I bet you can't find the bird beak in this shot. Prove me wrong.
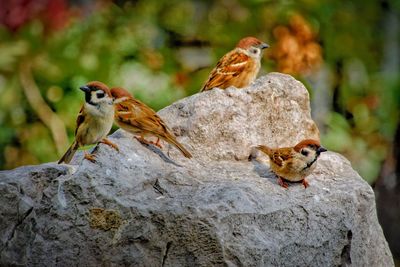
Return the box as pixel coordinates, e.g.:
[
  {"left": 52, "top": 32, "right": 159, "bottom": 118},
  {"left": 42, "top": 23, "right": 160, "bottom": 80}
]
[
  {"left": 259, "top": 43, "right": 269, "bottom": 49},
  {"left": 79, "top": 85, "right": 90, "bottom": 93},
  {"left": 317, "top": 146, "right": 327, "bottom": 153}
]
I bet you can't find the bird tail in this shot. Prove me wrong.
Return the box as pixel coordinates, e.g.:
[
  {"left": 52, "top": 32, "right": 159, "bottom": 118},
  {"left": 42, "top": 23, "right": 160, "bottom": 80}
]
[
  {"left": 163, "top": 135, "right": 192, "bottom": 159},
  {"left": 58, "top": 141, "right": 79, "bottom": 164},
  {"left": 256, "top": 145, "right": 273, "bottom": 156}
]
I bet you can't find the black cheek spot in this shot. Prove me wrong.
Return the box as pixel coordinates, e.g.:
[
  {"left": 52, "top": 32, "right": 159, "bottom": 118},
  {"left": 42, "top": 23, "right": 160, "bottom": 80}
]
[{"left": 97, "top": 92, "right": 105, "bottom": 98}]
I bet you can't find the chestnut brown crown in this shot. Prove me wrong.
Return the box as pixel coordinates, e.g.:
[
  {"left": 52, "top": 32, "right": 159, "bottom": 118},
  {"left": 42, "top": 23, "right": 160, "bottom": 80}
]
[
  {"left": 82, "top": 81, "right": 112, "bottom": 96},
  {"left": 294, "top": 139, "right": 326, "bottom": 153},
  {"left": 236, "top": 36, "right": 269, "bottom": 50}
]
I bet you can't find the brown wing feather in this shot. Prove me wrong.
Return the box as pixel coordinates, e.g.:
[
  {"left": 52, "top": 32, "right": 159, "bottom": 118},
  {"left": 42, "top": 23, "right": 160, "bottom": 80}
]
[
  {"left": 257, "top": 145, "right": 293, "bottom": 167},
  {"left": 201, "top": 50, "right": 250, "bottom": 91},
  {"left": 270, "top": 148, "right": 292, "bottom": 167},
  {"left": 115, "top": 99, "right": 172, "bottom": 136},
  {"left": 115, "top": 99, "right": 192, "bottom": 158},
  {"left": 75, "top": 105, "right": 85, "bottom": 136}
]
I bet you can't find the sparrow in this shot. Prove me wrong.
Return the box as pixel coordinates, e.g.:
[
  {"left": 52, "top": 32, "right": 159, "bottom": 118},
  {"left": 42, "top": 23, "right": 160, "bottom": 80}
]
[
  {"left": 256, "top": 139, "right": 327, "bottom": 188},
  {"left": 58, "top": 81, "right": 119, "bottom": 164},
  {"left": 110, "top": 87, "right": 192, "bottom": 159},
  {"left": 200, "top": 36, "right": 269, "bottom": 92}
]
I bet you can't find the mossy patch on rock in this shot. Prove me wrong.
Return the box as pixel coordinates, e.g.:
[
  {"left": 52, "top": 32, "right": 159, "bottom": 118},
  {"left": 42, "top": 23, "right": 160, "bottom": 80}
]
[{"left": 89, "top": 208, "right": 122, "bottom": 231}]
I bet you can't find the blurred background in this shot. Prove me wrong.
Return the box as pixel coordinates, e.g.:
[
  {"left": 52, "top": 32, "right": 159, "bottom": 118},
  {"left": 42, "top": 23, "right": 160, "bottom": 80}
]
[{"left": 0, "top": 0, "right": 399, "bottom": 263}]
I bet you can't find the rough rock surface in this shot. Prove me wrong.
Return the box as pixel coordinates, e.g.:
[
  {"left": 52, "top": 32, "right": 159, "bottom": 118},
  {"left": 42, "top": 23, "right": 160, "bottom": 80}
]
[{"left": 0, "top": 73, "right": 393, "bottom": 266}]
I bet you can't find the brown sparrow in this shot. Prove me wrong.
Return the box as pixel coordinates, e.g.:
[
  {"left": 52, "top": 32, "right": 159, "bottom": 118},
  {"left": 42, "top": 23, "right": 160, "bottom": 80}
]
[
  {"left": 58, "top": 81, "right": 119, "bottom": 164},
  {"left": 201, "top": 36, "right": 269, "bottom": 92},
  {"left": 110, "top": 87, "right": 192, "bottom": 158},
  {"left": 256, "top": 139, "right": 327, "bottom": 188}
]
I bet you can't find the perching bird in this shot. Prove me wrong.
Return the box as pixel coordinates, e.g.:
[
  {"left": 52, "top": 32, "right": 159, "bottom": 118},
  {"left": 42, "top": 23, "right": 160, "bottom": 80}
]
[
  {"left": 58, "top": 81, "right": 118, "bottom": 164},
  {"left": 256, "top": 139, "right": 327, "bottom": 188},
  {"left": 110, "top": 87, "right": 192, "bottom": 158},
  {"left": 201, "top": 36, "right": 269, "bottom": 92}
]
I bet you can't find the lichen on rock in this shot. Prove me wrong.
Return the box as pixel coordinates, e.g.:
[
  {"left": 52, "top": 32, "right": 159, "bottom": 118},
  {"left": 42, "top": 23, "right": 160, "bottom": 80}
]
[{"left": 89, "top": 208, "right": 123, "bottom": 231}]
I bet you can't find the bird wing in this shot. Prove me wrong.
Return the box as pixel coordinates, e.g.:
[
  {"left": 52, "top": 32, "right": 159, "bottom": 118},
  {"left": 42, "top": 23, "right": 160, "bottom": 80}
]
[
  {"left": 270, "top": 148, "right": 293, "bottom": 168},
  {"left": 115, "top": 99, "right": 170, "bottom": 136},
  {"left": 75, "top": 105, "right": 86, "bottom": 136},
  {"left": 201, "top": 50, "right": 250, "bottom": 91},
  {"left": 115, "top": 98, "right": 192, "bottom": 158}
]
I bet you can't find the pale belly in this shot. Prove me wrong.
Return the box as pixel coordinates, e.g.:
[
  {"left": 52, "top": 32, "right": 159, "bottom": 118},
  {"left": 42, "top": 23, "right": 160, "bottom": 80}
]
[
  {"left": 116, "top": 121, "right": 143, "bottom": 135},
  {"left": 80, "top": 119, "right": 112, "bottom": 145},
  {"left": 271, "top": 161, "right": 317, "bottom": 182},
  {"left": 76, "top": 106, "right": 114, "bottom": 146},
  {"left": 235, "top": 63, "right": 259, "bottom": 88}
]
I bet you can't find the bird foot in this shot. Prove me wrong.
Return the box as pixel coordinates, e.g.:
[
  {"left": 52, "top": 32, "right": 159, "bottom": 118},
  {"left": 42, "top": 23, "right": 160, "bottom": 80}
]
[
  {"left": 84, "top": 152, "right": 97, "bottom": 163},
  {"left": 154, "top": 138, "right": 163, "bottom": 149},
  {"left": 100, "top": 138, "right": 119, "bottom": 152},
  {"left": 135, "top": 136, "right": 162, "bottom": 148},
  {"left": 135, "top": 136, "right": 152, "bottom": 145},
  {"left": 278, "top": 177, "right": 289, "bottom": 189},
  {"left": 302, "top": 179, "right": 309, "bottom": 189}
]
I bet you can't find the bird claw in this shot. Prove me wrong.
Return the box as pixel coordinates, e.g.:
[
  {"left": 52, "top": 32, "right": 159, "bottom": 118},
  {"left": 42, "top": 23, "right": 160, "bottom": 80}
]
[
  {"left": 278, "top": 177, "right": 289, "bottom": 189},
  {"left": 135, "top": 136, "right": 162, "bottom": 148},
  {"left": 135, "top": 136, "right": 151, "bottom": 145},
  {"left": 302, "top": 179, "right": 309, "bottom": 189},
  {"left": 154, "top": 138, "right": 163, "bottom": 149},
  {"left": 84, "top": 153, "right": 97, "bottom": 163},
  {"left": 100, "top": 139, "right": 119, "bottom": 152}
]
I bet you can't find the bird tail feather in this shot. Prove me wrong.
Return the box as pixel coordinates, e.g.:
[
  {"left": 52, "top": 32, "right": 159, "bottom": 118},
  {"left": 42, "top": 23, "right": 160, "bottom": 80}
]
[
  {"left": 256, "top": 145, "right": 273, "bottom": 156},
  {"left": 164, "top": 135, "right": 192, "bottom": 159},
  {"left": 58, "top": 141, "right": 79, "bottom": 164}
]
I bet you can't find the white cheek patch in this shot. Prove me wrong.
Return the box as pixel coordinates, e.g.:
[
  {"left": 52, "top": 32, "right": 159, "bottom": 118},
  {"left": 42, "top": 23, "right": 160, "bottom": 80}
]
[
  {"left": 90, "top": 92, "right": 100, "bottom": 103},
  {"left": 92, "top": 90, "right": 111, "bottom": 104}
]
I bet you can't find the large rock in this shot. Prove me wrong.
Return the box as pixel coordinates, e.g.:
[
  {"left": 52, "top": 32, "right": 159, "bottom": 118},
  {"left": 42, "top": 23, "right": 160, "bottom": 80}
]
[{"left": 0, "top": 73, "right": 393, "bottom": 266}]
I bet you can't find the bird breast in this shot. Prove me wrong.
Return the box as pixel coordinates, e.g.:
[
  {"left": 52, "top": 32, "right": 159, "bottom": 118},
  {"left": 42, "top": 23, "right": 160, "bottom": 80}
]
[{"left": 77, "top": 103, "right": 114, "bottom": 146}]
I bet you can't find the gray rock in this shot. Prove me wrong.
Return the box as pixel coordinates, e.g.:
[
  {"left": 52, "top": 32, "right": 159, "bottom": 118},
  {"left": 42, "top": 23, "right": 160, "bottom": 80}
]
[{"left": 0, "top": 73, "right": 393, "bottom": 266}]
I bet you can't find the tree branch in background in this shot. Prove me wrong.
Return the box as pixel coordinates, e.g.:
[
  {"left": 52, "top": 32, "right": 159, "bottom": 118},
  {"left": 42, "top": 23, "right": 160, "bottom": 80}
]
[{"left": 19, "top": 60, "right": 68, "bottom": 155}]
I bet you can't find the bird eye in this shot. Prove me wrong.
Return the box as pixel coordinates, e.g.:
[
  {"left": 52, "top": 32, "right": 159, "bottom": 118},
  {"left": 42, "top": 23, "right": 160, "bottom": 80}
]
[
  {"left": 97, "top": 92, "right": 105, "bottom": 98},
  {"left": 301, "top": 150, "right": 309, "bottom": 156},
  {"left": 251, "top": 48, "right": 259, "bottom": 54}
]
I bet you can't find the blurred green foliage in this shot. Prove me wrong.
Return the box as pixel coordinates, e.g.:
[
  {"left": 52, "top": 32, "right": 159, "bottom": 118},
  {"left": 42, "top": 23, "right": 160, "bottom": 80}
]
[{"left": 0, "top": 0, "right": 399, "bottom": 185}]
